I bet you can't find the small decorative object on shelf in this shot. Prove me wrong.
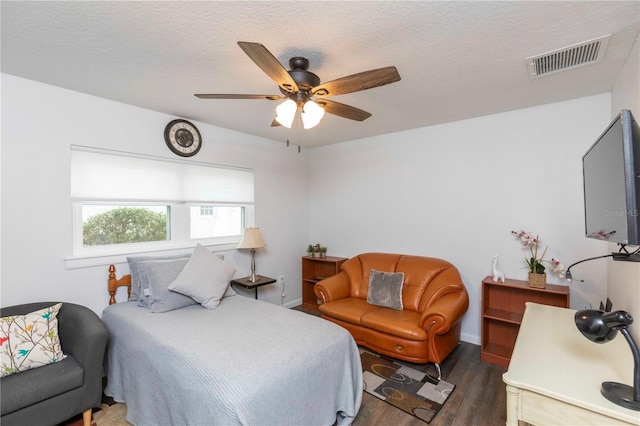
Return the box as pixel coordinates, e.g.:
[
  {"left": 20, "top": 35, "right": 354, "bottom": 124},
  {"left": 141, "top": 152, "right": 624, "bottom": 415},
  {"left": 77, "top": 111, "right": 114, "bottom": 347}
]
[
  {"left": 307, "top": 243, "right": 327, "bottom": 258},
  {"left": 491, "top": 255, "right": 505, "bottom": 283},
  {"left": 511, "top": 230, "right": 565, "bottom": 288}
]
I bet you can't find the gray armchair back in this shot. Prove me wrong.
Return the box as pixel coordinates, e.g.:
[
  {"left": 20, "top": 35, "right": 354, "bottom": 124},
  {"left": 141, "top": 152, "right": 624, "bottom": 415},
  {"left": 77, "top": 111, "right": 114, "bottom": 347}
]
[{"left": 0, "top": 302, "right": 109, "bottom": 426}]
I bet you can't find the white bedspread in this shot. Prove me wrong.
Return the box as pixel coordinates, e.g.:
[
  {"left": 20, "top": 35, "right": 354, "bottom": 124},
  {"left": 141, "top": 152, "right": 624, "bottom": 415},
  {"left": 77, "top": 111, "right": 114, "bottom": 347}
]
[{"left": 102, "top": 297, "right": 362, "bottom": 425}]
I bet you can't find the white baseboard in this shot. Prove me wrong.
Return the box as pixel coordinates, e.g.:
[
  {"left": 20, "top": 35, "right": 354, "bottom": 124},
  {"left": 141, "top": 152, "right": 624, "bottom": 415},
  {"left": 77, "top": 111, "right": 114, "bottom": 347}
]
[
  {"left": 283, "top": 298, "right": 302, "bottom": 309},
  {"left": 461, "top": 332, "right": 480, "bottom": 346}
]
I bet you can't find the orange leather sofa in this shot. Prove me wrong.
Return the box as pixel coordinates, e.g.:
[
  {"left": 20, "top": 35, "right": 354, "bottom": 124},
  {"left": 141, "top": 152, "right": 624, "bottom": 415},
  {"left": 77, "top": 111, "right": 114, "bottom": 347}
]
[{"left": 314, "top": 253, "right": 469, "bottom": 375}]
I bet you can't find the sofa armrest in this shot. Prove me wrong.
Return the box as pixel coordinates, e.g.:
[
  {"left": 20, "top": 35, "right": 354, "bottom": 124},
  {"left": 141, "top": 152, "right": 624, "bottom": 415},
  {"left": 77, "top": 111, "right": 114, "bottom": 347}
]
[
  {"left": 57, "top": 303, "right": 109, "bottom": 373},
  {"left": 419, "top": 290, "right": 469, "bottom": 335},
  {"left": 314, "top": 272, "right": 351, "bottom": 303}
]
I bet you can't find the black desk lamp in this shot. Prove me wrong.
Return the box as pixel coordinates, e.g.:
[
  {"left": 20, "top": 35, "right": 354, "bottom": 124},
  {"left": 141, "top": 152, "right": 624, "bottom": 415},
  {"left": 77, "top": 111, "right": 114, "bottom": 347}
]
[{"left": 574, "top": 309, "right": 640, "bottom": 411}]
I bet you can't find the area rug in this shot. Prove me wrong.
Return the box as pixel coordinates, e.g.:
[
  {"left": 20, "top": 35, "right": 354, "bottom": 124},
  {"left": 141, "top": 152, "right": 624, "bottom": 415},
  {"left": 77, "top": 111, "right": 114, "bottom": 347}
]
[{"left": 361, "top": 351, "right": 455, "bottom": 423}]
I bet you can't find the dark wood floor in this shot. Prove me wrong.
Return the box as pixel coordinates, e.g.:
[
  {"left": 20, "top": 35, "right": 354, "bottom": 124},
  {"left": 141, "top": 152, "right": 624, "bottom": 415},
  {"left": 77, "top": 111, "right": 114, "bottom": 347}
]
[
  {"left": 294, "top": 306, "right": 508, "bottom": 426},
  {"left": 353, "top": 341, "right": 507, "bottom": 426}
]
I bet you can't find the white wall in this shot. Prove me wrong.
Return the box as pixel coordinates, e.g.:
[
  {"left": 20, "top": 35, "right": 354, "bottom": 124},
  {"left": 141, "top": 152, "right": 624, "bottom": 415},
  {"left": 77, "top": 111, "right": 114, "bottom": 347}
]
[
  {"left": 3, "top": 71, "right": 633, "bottom": 346},
  {"left": 309, "top": 94, "right": 612, "bottom": 344},
  {"left": 609, "top": 33, "right": 640, "bottom": 343},
  {"left": 1, "top": 74, "right": 310, "bottom": 315}
]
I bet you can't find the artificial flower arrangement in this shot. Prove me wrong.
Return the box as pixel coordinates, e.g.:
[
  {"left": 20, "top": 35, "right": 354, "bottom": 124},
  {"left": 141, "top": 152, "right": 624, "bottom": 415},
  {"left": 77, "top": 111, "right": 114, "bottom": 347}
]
[{"left": 511, "top": 230, "right": 565, "bottom": 277}]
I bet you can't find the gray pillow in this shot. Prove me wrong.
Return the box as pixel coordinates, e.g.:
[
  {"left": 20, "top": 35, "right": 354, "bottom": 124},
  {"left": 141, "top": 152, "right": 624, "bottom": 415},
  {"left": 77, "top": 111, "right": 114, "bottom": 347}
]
[
  {"left": 127, "top": 253, "right": 190, "bottom": 302},
  {"left": 137, "top": 258, "right": 198, "bottom": 313},
  {"left": 367, "top": 269, "right": 404, "bottom": 310},
  {"left": 168, "top": 244, "right": 237, "bottom": 309}
]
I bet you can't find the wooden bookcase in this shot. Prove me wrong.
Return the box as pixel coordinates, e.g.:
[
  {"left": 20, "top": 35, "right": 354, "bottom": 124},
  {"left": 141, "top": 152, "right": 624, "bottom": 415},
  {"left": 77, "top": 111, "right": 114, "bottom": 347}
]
[
  {"left": 481, "top": 276, "right": 570, "bottom": 367},
  {"left": 302, "top": 256, "right": 347, "bottom": 312}
]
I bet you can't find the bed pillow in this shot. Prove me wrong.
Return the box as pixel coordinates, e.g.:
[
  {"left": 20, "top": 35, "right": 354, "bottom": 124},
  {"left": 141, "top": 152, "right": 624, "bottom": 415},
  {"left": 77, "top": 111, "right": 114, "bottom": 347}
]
[
  {"left": 0, "top": 303, "right": 66, "bottom": 377},
  {"left": 138, "top": 258, "right": 199, "bottom": 313},
  {"left": 127, "top": 253, "right": 190, "bottom": 302},
  {"left": 168, "top": 244, "right": 237, "bottom": 309},
  {"left": 367, "top": 269, "right": 404, "bottom": 310}
]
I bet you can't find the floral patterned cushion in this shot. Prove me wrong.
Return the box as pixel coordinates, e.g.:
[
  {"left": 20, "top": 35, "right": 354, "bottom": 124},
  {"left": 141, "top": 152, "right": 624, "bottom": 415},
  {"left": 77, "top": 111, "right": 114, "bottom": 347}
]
[{"left": 0, "top": 303, "right": 66, "bottom": 377}]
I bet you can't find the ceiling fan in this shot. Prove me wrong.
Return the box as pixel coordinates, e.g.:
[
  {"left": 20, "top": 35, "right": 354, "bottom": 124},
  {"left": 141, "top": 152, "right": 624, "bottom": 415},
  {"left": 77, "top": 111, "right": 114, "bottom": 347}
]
[{"left": 195, "top": 41, "right": 401, "bottom": 129}]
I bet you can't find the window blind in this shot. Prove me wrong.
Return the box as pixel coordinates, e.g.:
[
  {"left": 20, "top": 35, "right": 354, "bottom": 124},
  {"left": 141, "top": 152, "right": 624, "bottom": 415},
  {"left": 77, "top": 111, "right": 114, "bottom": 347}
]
[{"left": 71, "top": 146, "right": 254, "bottom": 203}]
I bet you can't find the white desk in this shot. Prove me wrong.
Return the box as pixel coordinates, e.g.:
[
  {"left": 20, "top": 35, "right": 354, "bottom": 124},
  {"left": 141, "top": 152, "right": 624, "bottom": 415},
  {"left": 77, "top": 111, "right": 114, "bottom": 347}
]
[{"left": 503, "top": 302, "right": 640, "bottom": 425}]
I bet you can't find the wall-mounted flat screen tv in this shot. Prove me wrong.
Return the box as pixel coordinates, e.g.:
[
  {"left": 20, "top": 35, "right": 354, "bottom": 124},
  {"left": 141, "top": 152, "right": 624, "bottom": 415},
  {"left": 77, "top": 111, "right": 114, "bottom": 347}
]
[{"left": 583, "top": 109, "right": 640, "bottom": 246}]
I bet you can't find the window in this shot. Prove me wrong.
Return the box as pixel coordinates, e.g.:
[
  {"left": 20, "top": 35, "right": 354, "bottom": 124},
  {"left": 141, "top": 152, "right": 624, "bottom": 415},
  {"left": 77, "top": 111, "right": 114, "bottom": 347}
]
[
  {"left": 70, "top": 146, "right": 253, "bottom": 256},
  {"left": 200, "top": 206, "right": 214, "bottom": 216},
  {"left": 190, "top": 206, "right": 242, "bottom": 239},
  {"left": 81, "top": 204, "right": 170, "bottom": 246}
]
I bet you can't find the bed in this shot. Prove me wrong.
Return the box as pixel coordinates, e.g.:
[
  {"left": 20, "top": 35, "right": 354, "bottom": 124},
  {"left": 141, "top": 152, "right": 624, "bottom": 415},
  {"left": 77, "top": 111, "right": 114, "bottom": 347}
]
[{"left": 102, "top": 261, "right": 363, "bottom": 426}]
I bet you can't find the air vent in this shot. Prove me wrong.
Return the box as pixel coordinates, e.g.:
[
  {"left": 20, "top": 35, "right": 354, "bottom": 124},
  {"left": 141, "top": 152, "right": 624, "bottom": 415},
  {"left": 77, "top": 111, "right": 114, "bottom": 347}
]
[{"left": 527, "top": 35, "right": 610, "bottom": 79}]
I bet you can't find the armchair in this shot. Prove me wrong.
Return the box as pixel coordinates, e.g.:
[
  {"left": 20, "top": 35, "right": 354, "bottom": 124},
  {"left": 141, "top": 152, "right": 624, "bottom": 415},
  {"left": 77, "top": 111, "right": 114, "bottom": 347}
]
[{"left": 0, "top": 302, "right": 109, "bottom": 426}]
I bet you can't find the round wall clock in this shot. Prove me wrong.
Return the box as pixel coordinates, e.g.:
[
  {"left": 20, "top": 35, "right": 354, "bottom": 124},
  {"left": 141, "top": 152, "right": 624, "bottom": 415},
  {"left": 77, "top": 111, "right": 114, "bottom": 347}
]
[{"left": 164, "top": 119, "right": 202, "bottom": 157}]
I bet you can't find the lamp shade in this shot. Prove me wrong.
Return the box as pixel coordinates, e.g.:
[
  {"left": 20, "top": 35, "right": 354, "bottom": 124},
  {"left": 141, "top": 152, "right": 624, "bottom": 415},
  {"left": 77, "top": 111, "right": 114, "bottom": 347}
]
[
  {"left": 301, "top": 100, "right": 325, "bottom": 129},
  {"left": 574, "top": 309, "right": 640, "bottom": 410},
  {"left": 575, "top": 310, "right": 619, "bottom": 343},
  {"left": 275, "top": 99, "right": 297, "bottom": 128},
  {"left": 237, "top": 227, "right": 266, "bottom": 249}
]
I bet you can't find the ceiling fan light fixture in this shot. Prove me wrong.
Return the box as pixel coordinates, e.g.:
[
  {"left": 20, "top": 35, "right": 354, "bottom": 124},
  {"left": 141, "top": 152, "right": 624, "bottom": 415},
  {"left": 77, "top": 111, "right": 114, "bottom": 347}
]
[
  {"left": 275, "top": 99, "right": 297, "bottom": 128},
  {"left": 301, "top": 100, "right": 325, "bottom": 129}
]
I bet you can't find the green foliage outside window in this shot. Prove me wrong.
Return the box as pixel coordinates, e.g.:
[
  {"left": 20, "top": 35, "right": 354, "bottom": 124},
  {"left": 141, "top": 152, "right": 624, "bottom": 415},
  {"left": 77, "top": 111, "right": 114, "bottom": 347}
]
[{"left": 83, "top": 207, "right": 167, "bottom": 246}]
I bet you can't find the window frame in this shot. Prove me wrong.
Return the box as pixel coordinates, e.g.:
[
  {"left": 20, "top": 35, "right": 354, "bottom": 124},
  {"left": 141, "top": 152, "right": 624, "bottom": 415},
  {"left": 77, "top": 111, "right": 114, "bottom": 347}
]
[{"left": 71, "top": 201, "right": 252, "bottom": 258}]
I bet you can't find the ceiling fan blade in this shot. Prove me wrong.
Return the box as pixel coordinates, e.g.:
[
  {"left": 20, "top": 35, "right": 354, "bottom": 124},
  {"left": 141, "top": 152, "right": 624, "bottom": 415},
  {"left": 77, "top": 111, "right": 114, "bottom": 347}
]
[
  {"left": 271, "top": 119, "right": 281, "bottom": 127},
  {"left": 237, "top": 41, "right": 299, "bottom": 93},
  {"left": 315, "top": 99, "right": 372, "bottom": 121},
  {"left": 194, "top": 94, "right": 283, "bottom": 100},
  {"left": 312, "top": 66, "right": 401, "bottom": 97}
]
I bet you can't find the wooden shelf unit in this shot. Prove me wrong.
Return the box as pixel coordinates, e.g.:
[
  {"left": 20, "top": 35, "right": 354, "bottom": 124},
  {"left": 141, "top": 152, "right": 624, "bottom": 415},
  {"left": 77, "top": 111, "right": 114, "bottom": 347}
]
[
  {"left": 481, "top": 276, "right": 570, "bottom": 367},
  {"left": 302, "top": 256, "right": 347, "bottom": 312}
]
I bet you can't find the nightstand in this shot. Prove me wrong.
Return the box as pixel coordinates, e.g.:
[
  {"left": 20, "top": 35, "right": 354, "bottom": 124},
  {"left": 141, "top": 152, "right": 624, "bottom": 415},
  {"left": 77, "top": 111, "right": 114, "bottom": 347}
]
[{"left": 230, "top": 276, "right": 276, "bottom": 299}]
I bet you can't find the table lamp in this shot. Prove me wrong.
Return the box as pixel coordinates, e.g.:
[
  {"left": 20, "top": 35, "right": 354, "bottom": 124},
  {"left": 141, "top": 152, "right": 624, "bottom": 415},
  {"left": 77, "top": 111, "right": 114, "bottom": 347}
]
[
  {"left": 237, "top": 227, "right": 266, "bottom": 283},
  {"left": 574, "top": 309, "right": 640, "bottom": 411}
]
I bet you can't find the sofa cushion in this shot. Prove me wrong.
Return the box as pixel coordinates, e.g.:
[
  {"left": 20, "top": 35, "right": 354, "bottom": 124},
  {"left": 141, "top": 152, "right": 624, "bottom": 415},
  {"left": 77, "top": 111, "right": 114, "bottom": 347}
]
[
  {"left": 0, "top": 355, "right": 83, "bottom": 415},
  {"left": 346, "top": 253, "right": 403, "bottom": 298},
  {"left": 360, "top": 308, "right": 427, "bottom": 341},
  {"left": 396, "top": 256, "right": 452, "bottom": 311},
  {"left": 318, "top": 298, "right": 379, "bottom": 325},
  {"left": 367, "top": 270, "right": 404, "bottom": 310}
]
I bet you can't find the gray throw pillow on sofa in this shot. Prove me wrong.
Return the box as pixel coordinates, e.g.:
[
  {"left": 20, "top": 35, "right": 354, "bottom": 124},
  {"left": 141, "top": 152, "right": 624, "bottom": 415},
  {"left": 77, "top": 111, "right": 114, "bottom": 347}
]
[{"left": 367, "top": 269, "right": 404, "bottom": 310}]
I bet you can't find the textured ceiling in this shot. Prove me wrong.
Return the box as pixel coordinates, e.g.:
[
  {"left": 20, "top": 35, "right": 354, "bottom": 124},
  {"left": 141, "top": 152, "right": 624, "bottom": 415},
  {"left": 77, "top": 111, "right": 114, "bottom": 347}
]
[{"left": 2, "top": 1, "right": 639, "bottom": 147}]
